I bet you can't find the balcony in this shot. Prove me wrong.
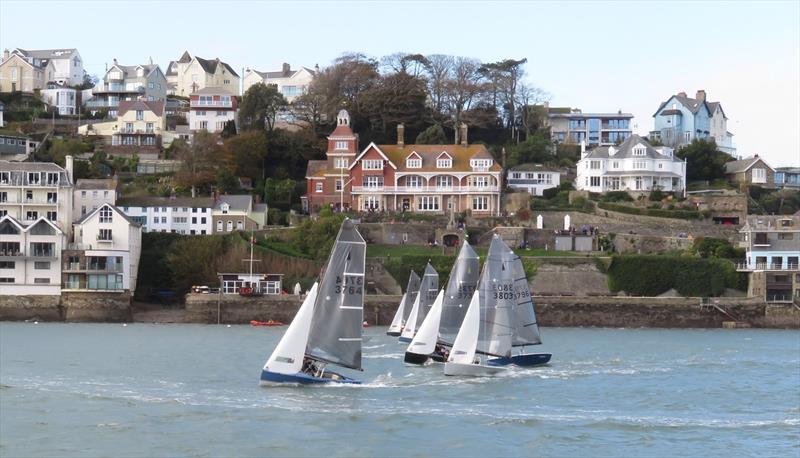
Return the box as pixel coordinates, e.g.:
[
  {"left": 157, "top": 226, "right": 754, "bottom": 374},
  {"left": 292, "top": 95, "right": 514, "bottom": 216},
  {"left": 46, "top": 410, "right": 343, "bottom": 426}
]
[
  {"left": 190, "top": 100, "right": 233, "bottom": 108},
  {"left": 92, "top": 85, "right": 144, "bottom": 95},
  {"left": 351, "top": 185, "right": 500, "bottom": 194},
  {"left": 85, "top": 99, "right": 119, "bottom": 108},
  {"left": 63, "top": 263, "right": 122, "bottom": 273},
  {"left": 96, "top": 234, "right": 113, "bottom": 243},
  {"left": 736, "top": 262, "right": 799, "bottom": 272}
]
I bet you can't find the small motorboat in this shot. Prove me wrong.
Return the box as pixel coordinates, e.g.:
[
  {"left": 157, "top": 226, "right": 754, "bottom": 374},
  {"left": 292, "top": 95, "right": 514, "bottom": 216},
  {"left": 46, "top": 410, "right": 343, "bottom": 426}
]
[{"left": 250, "top": 320, "right": 285, "bottom": 327}]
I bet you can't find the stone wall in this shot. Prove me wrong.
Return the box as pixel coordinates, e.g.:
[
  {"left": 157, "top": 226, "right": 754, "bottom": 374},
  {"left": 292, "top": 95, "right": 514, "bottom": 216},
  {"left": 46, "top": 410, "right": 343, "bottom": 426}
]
[
  {"left": 0, "top": 295, "right": 63, "bottom": 321},
  {"left": 61, "top": 291, "right": 132, "bottom": 322},
  {"left": 613, "top": 234, "right": 694, "bottom": 254}
]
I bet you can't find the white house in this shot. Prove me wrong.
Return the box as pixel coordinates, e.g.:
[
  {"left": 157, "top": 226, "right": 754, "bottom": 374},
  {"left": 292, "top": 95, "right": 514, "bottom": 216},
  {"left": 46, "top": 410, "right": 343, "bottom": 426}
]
[
  {"left": 0, "top": 216, "right": 65, "bottom": 295},
  {"left": 0, "top": 158, "right": 74, "bottom": 235},
  {"left": 166, "top": 51, "right": 240, "bottom": 97},
  {"left": 117, "top": 196, "right": 215, "bottom": 235},
  {"left": 507, "top": 164, "right": 561, "bottom": 196},
  {"left": 64, "top": 204, "right": 141, "bottom": 294},
  {"left": 188, "top": 87, "right": 237, "bottom": 133},
  {"left": 73, "top": 178, "right": 118, "bottom": 221},
  {"left": 576, "top": 134, "right": 686, "bottom": 193},
  {"left": 85, "top": 59, "right": 167, "bottom": 116},
  {"left": 10, "top": 48, "right": 83, "bottom": 86},
  {"left": 40, "top": 83, "right": 77, "bottom": 115},
  {"left": 243, "top": 63, "right": 315, "bottom": 102}
]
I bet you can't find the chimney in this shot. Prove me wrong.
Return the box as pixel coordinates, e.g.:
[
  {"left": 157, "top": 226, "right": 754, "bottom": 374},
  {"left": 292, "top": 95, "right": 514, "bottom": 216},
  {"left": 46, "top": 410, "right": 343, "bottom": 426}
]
[
  {"left": 580, "top": 140, "right": 587, "bottom": 158},
  {"left": 397, "top": 123, "right": 405, "bottom": 147},
  {"left": 677, "top": 91, "right": 687, "bottom": 97},
  {"left": 149, "top": 56, "right": 153, "bottom": 65},
  {"left": 459, "top": 123, "right": 468, "bottom": 147},
  {"left": 2, "top": 49, "right": 8, "bottom": 62},
  {"left": 65, "top": 155, "right": 74, "bottom": 182},
  {"left": 695, "top": 90, "right": 706, "bottom": 102},
  {"left": 282, "top": 63, "right": 291, "bottom": 76},
  {"left": 113, "top": 58, "right": 117, "bottom": 66}
]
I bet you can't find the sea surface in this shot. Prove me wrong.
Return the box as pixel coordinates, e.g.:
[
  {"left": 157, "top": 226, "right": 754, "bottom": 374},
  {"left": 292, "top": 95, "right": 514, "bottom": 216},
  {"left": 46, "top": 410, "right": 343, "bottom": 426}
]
[{"left": 0, "top": 323, "right": 798, "bottom": 458}]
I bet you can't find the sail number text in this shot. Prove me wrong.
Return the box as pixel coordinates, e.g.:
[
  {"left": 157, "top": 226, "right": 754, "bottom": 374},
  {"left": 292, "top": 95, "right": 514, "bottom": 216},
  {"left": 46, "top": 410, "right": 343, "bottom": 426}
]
[{"left": 334, "top": 276, "right": 363, "bottom": 295}]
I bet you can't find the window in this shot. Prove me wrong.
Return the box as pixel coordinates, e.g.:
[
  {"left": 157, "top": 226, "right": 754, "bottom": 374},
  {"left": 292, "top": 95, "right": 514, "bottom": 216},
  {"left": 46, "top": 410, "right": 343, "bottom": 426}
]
[
  {"left": 34, "top": 261, "right": 50, "bottom": 270},
  {"left": 0, "top": 278, "right": 14, "bottom": 283},
  {"left": 633, "top": 147, "right": 646, "bottom": 156},
  {"left": 472, "top": 196, "right": 489, "bottom": 211},
  {"left": 199, "top": 121, "right": 208, "bottom": 130},
  {"left": 406, "top": 176, "right": 421, "bottom": 188},
  {"left": 613, "top": 161, "right": 619, "bottom": 169},
  {"left": 0, "top": 261, "right": 15, "bottom": 269},
  {"left": 334, "top": 158, "right": 349, "bottom": 169},
  {"left": 362, "top": 159, "right": 383, "bottom": 170},
  {"left": 201, "top": 217, "right": 206, "bottom": 224},
  {"left": 470, "top": 176, "right": 489, "bottom": 188},
  {"left": 173, "top": 217, "right": 187, "bottom": 223},
  {"left": 28, "top": 172, "right": 40, "bottom": 185},
  {"left": 752, "top": 168, "right": 766, "bottom": 183},
  {"left": 192, "top": 217, "right": 197, "bottom": 224},
  {"left": 590, "top": 176, "right": 600, "bottom": 187},
  {"left": 315, "top": 182, "right": 323, "bottom": 193},
  {"left": 149, "top": 82, "right": 154, "bottom": 89},
  {"left": 26, "top": 211, "right": 38, "bottom": 221},
  {"left": 436, "top": 176, "right": 453, "bottom": 189},
  {"left": 635, "top": 176, "right": 643, "bottom": 190},
  {"left": 0, "top": 192, "right": 6, "bottom": 203},
  {"left": 146, "top": 122, "right": 154, "bottom": 133},
  {"left": 236, "top": 221, "right": 243, "bottom": 230},
  {"left": 216, "top": 220, "right": 223, "bottom": 232},
  {"left": 98, "top": 229, "right": 113, "bottom": 241},
  {"left": 684, "top": 132, "right": 691, "bottom": 142},
  {"left": 99, "top": 206, "right": 113, "bottom": 223},
  {"left": 34, "top": 278, "right": 50, "bottom": 284},
  {"left": 406, "top": 157, "right": 422, "bottom": 168},
  {"left": 363, "top": 176, "right": 383, "bottom": 188},
  {"left": 590, "top": 161, "right": 601, "bottom": 170},
  {"left": 778, "top": 233, "right": 793, "bottom": 240},
  {"left": 226, "top": 220, "right": 233, "bottom": 231},
  {"left": 633, "top": 161, "right": 647, "bottom": 170},
  {"left": 30, "top": 243, "right": 54, "bottom": 257},
  {"left": 46, "top": 211, "right": 57, "bottom": 221},
  {"left": 335, "top": 179, "right": 342, "bottom": 191},
  {"left": 437, "top": 157, "right": 452, "bottom": 168},
  {"left": 470, "top": 159, "right": 493, "bottom": 170},
  {"left": 0, "top": 172, "right": 9, "bottom": 184},
  {"left": 136, "top": 110, "right": 144, "bottom": 121},
  {"left": 417, "top": 196, "right": 440, "bottom": 211},
  {"left": 335, "top": 141, "right": 348, "bottom": 150}
]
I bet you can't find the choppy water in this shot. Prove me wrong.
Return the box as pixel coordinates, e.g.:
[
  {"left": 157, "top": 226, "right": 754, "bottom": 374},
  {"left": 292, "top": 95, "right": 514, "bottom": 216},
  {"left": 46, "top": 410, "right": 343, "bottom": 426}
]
[{"left": 0, "top": 323, "right": 798, "bottom": 457}]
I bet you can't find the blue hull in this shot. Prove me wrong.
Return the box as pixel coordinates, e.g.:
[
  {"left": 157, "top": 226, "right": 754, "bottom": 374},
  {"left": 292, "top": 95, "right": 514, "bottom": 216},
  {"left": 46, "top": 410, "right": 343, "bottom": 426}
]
[
  {"left": 260, "top": 369, "right": 360, "bottom": 385},
  {"left": 398, "top": 336, "right": 412, "bottom": 343},
  {"left": 488, "top": 353, "right": 552, "bottom": 367}
]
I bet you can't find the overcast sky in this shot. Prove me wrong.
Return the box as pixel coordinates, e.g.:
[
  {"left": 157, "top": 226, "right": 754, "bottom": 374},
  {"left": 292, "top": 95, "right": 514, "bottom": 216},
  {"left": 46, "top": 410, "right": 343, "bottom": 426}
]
[{"left": 2, "top": 0, "right": 798, "bottom": 166}]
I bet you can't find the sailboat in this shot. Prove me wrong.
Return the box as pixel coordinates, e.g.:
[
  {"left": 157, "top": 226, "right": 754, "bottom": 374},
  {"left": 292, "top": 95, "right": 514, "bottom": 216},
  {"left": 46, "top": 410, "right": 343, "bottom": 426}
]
[
  {"left": 444, "top": 235, "right": 515, "bottom": 377},
  {"left": 387, "top": 271, "right": 421, "bottom": 336},
  {"left": 398, "top": 263, "right": 439, "bottom": 343},
  {"left": 260, "top": 219, "right": 366, "bottom": 385},
  {"left": 404, "top": 241, "right": 480, "bottom": 364},
  {"left": 487, "top": 245, "right": 552, "bottom": 367}
]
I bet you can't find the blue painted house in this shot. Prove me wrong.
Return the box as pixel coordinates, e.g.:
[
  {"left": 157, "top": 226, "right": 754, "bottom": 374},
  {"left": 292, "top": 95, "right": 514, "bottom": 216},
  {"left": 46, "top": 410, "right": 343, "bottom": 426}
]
[
  {"left": 775, "top": 167, "right": 800, "bottom": 189},
  {"left": 651, "top": 90, "right": 735, "bottom": 156}
]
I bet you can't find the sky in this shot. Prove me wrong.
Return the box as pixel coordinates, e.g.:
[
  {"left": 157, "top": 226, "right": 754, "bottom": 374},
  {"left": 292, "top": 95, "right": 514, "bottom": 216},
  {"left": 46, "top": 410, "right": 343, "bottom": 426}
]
[{"left": 1, "top": 0, "right": 798, "bottom": 167}]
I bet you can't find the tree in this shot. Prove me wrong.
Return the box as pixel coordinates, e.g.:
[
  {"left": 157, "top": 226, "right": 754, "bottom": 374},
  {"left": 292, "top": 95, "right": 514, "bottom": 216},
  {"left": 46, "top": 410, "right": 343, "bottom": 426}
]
[
  {"left": 444, "top": 57, "right": 484, "bottom": 144},
  {"left": 220, "top": 119, "right": 237, "bottom": 138},
  {"left": 415, "top": 124, "right": 448, "bottom": 144},
  {"left": 264, "top": 178, "right": 296, "bottom": 209},
  {"left": 175, "top": 131, "right": 223, "bottom": 196},
  {"left": 362, "top": 71, "right": 428, "bottom": 139},
  {"left": 507, "top": 131, "right": 554, "bottom": 167},
  {"left": 290, "top": 207, "right": 345, "bottom": 259},
  {"left": 424, "top": 54, "right": 454, "bottom": 117},
  {"left": 239, "top": 83, "right": 287, "bottom": 131},
  {"left": 676, "top": 139, "right": 732, "bottom": 182},
  {"left": 224, "top": 130, "right": 268, "bottom": 181},
  {"left": 479, "top": 58, "right": 528, "bottom": 141}
]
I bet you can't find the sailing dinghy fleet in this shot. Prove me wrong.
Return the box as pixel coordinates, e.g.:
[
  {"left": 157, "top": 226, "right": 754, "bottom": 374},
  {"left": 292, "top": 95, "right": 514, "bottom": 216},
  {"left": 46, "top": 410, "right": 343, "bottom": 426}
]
[{"left": 261, "top": 220, "right": 550, "bottom": 386}]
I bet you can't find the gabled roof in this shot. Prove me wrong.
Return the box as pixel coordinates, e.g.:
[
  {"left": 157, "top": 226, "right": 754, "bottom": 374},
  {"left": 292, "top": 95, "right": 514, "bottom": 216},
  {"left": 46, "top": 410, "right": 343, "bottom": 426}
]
[
  {"left": 583, "top": 134, "right": 682, "bottom": 162},
  {"left": 14, "top": 48, "right": 78, "bottom": 60},
  {"left": 117, "top": 196, "right": 214, "bottom": 208},
  {"left": 75, "top": 178, "right": 117, "bottom": 191},
  {"left": 25, "top": 217, "right": 63, "bottom": 234},
  {"left": 165, "top": 61, "right": 178, "bottom": 76},
  {"left": 724, "top": 156, "right": 775, "bottom": 174},
  {"left": 0, "top": 160, "right": 68, "bottom": 172},
  {"left": 349, "top": 142, "right": 397, "bottom": 170},
  {"left": 177, "top": 51, "right": 193, "bottom": 64},
  {"left": 117, "top": 100, "right": 165, "bottom": 117},
  {"left": 355, "top": 144, "right": 501, "bottom": 173},
  {"left": 510, "top": 163, "right": 561, "bottom": 173},
  {"left": 75, "top": 203, "right": 138, "bottom": 226},
  {"left": 109, "top": 63, "right": 162, "bottom": 80},
  {"left": 195, "top": 56, "right": 239, "bottom": 77},
  {"left": 213, "top": 194, "right": 252, "bottom": 211},
  {"left": 654, "top": 93, "right": 720, "bottom": 118},
  {"left": 305, "top": 160, "right": 328, "bottom": 179},
  {"left": 0, "top": 215, "right": 25, "bottom": 232},
  {"left": 190, "top": 87, "right": 235, "bottom": 96},
  {"left": 250, "top": 66, "right": 315, "bottom": 80}
]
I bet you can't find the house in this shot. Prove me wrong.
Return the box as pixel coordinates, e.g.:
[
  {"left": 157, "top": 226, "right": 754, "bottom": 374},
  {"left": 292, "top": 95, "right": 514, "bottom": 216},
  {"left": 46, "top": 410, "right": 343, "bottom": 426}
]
[
  {"left": 212, "top": 195, "right": 260, "bottom": 232},
  {"left": 85, "top": 59, "right": 167, "bottom": 117},
  {"left": 40, "top": 83, "right": 77, "bottom": 115},
  {"left": 651, "top": 90, "right": 735, "bottom": 156},
  {"left": 243, "top": 63, "right": 315, "bottom": 102},
  {"left": 0, "top": 216, "right": 65, "bottom": 295},
  {"left": 0, "top": 49, "right": 55, "bottom": 92},
  {"left": 0, "top": 157, "right": 75, "bottom": 235},
  {"left": 544, "top": 105, "right": 633, "bottom": 146},
  {"left": 575, "top": 134, "right": 686, "bottom": 193},
  {"left": 63, "top": 203, "right": 142, "bottom": 294},
  {"left": 0, "top": 134, "right": 39, "bottom": 161},
  {"left": 188, "top": 87, "right": 237, "bottom": 133},
  {"left": 218, "top": 273, "right": 283, "bottom": 295},
  {"left": 166, "top": 51, "right": 240, "bottom": 97},
  {"left": 774, "top": 167, "right": 800, "bottom": 190},
  {"left": 507, "top": 164, "right": 561, "bottom": 196},
  {"left": 117, "top": 196, "right": 214, "bottom": 235},
  {"left": 8, "top": 48, "right": 83, "bottom": 86},
  {"left": 73, "top": 178, "right": 118, "bottom": 221},
  {"left": 736, "top": 215, "right": 800, "bottom": 303},
  {"left": 303, "top": 111, "right": 503, "bottom": 216},
  {"left": 724, "top": 155, "right": 775, "bottom": 188}
]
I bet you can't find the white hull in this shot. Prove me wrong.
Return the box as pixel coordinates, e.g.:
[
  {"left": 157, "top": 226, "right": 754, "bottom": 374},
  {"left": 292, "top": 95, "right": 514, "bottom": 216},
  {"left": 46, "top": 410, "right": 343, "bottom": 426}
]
[{"left": 444, "top": 361, "right": 507, "bottom": 377}]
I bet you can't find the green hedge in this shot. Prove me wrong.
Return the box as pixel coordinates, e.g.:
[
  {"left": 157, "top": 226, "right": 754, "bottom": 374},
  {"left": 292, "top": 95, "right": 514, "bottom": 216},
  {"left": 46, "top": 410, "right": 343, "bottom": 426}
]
[
  {"left": 598, "top": 202, "right": 702, "bottom": 220},
  {"left": 382, "top": 254, "right": 539, "bottom": 291},
  {"left": 607, "top": 255, "right": 745, "bottom": 297}
]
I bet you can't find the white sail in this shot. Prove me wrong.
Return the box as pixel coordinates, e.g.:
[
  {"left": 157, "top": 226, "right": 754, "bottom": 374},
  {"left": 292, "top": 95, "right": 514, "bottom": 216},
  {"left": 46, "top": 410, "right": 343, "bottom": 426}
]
[
  {"left": 407, "top": 289, "right": 444, "bottom": 356},
  {"left": 387, "top": 292, "right": 407, "bottom": 334},
  {"left": 263, "top": 283, "right": 319, "bottom": 375},
  {"left": 448, "top": 290, "right": 480, "bottom": 365},
  {"left": 399, "top": 292, "right": 421, "bottom": 341}
]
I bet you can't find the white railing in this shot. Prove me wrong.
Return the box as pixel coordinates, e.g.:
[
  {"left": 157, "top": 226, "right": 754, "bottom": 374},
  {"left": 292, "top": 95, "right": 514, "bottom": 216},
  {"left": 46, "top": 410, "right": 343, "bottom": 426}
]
[
  {"left": 736, "top": 262, "right": 799, "bottom": 271},
  {"left": 191, "top": 100, "right": 232, "bottom": 108},
  {"left": 351, "top": 185, "right": 500, "bottom": 193}
]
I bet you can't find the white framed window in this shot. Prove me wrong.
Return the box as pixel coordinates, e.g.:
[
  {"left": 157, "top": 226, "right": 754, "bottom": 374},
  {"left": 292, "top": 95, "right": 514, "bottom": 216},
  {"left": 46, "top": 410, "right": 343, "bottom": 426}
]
[
  {"left": 335, "top": 179, "right": 342, "bottom": 191},
  {"left": 633, "top": 161, "right": 647, "bottom": 170},
  {"left": 315, "top": 182, "right": 323, "bottom": 193},
  {"left": 334, "top": 158, "right": 349, "bottom": 169},
  {"left": 99, "top": 206, "right": 113, "bottom": 223},
  {"left": 335, "top": 141, "right": 348, "bottom": 150},
  {"left": 363, "top": 176, "right": 383, "bottom": 188},
  {"left": 236, "top": 221, "right": 243, "bottom": 230},
  {"left": 405, "top": 175, "right": 422, "bottom": 188},
  {"left": 216, "top": 220, "right": 223, "bottom": 232},
  {"left": 406, "top": 158, "right": 422, "bottom": 168},
  {"left": 684, "top": 132, "right": 691, "bottom": 142},
  {"left": 590, "top": 161, "right": 601, "bottom": 170},
  {"left": 470, "top": 176, "right": 489, "bottom": 188},
  {"left": 658, "top": 163, "right": 663, "bottom": 169},
  {"left": 437, "top": 157, "right": 452, "bottom": 168},
  {"left": 590, "top": 176, "right": 600, "bottom": 187},
  {"left": 362, "top": 159, "right": 383, "bottom": 170},
  {"left": 633, "top": 147, "right": 646, "bottom": 156},
  {"left": 98, "top": 229, "right": 113, "bottom": 241},
  {"left": 436, "top": 176, "right": 453, "bottom": 189},
  {"left": 635, "top": 176, "right": 643, "bottom": 190},
  {"left": 472, "top": 196, "right": 489, "bottom": 211},
  {"left": 470, "top": 159, "right": 492, "bottom": 170},
  {"left": 752, "top": 168, "right": 766, "bottom": 183},
  {"left": 417, "top": 196, "right": 440, "bottom": 211},
  {"left": 511, "top": 172, "right": 521, "bottom": 179},
  {"left": 363, "top": 196, "right": 381, "bottom": 211},
  {"left": 613, "top": 161, "right": 619, "bottom": 169},
  {"left": 226, "top": 221, "right": 233, "bottom": 231}
]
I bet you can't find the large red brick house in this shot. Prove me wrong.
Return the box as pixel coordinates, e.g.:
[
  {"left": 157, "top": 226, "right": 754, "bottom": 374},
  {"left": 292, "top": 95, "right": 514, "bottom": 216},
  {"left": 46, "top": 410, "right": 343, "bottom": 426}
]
[{"left": 303, "top": 110, "right": 502, "bottom": 216}]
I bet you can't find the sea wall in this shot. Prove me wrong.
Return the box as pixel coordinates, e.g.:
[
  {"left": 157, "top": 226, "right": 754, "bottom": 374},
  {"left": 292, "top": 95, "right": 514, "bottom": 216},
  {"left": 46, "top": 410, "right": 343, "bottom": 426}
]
[
  {"left": 0, "top": 295, "right": 63, "bottom": 321},
  {"left": 0, "top": 293, "right": 131, "bottom": 322},
  {"left": 183, "top": 293, "right": 798, "bottom": 329}
]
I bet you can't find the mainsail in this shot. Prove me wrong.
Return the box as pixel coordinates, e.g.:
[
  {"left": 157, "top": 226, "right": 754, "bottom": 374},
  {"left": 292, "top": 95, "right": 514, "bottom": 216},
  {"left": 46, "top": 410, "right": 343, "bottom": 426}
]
[
  {"left": 306, "top": 219, "right": 366, "bottom": 370},
  {"left": 438, "top": 241, "right": 480, "bottom": 346},
  {"left": 475, "top": 236, "right": 515, "bottom": 358},
  {"left": 401, "top": 270, "right": 421, "bottom": 323},
  {"left": 503, "top": 247, "right": 543, "bottom": 346},
  {"left": 414, "top": 263, "right": 439, "bottom": 330}
]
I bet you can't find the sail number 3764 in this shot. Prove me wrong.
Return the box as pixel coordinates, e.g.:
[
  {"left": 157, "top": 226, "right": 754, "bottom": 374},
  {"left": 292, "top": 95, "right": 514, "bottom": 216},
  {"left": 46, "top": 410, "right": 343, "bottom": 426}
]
[{"left": 334, "top": 276, "right": 363, "bottom": 295}]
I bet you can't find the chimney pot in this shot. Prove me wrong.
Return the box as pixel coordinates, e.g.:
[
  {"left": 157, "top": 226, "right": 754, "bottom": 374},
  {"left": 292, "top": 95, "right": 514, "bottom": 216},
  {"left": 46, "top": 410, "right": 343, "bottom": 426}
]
[
  {"left": 65, "top": 155, "right": 74, "bottom": 182},
  {"left": 677, "top": 91, "right": 687, "bottom": 97},
  {"left": 460, "top": 123, "right": 468, "bottom": 147},
  {"left": 282, "top": 63, "right": 291, "bottom": 76},
  {"left": 695, "top": 90, "right": 706, "bottom": 102},
  {"left": 397, "top": 123, "right": 405, "bottom": 147}
]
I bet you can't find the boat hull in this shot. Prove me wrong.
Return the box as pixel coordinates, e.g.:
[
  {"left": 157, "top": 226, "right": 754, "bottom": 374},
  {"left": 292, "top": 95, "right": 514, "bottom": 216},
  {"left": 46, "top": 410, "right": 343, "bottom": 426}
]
[
  {"left": 259, "top": 369, "right": 361, "bottom": 385},
  {"left": 403, "top": 351, "right": 430, "bottom": 365},
  {"left": 443, "top": 361, "right": 507, "bottom": 377},
  {"left": 386, "top": 331, "right": 401, "bottom": 337},
  {"left": 398, "top": 336, "right": 412, "bottom": 343},
  {"left": 488, "top": 353, "right": 552, "bottom": 367}
]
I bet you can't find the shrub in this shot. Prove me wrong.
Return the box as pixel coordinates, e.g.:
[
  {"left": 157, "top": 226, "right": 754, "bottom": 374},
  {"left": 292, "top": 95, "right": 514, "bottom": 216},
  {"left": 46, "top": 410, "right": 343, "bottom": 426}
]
[
  {"left": 602, "top": 191, "right": 634, "bottom": 202},
  {"left": 607, "top": 255, "right": 744, "bottom": 297},
  {"left": 649, "top": 189, "right": 665, "bottom": 201}
]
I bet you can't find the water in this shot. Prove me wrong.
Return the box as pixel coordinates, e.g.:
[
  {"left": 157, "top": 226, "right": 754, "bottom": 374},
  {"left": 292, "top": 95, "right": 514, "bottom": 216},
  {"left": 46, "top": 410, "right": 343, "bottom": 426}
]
[{"left": 0, "top": 323, "right": 798, "bottom": 458}]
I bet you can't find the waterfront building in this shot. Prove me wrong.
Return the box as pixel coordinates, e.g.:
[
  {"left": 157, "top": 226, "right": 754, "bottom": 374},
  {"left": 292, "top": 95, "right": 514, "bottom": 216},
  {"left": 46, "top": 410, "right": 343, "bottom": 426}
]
[
  {"left": 188, "top": 87, "right": 237, "bottom": 133},
  {"left": 651, "top": 89, "right": 736, "bottom": 156},
  {"left": 72, "top": 178, "right": 118, "bottom": 221},
  {"left": 218, "top": 273, "right": 283, "bottom": 295},
  {"left": 736, "top": 215, "right": 800, "bottom": 303},
  {"left": 507, "top": 164, "right": 561, "bottom": 196},
  {"left": 7, "top": 48, "right": 83, "bottom": 86},
  {"left": 0, "top": 215, "right": 65, "bottom": 295},
  {"left": 243, "top": 63, "right": 315, "bottom": 102},
  {"left": 0, "top": 158, "right": 74, "bottom": 234},
  {"left": 575, "top": 134, "right": 686, "bottom": 193},
  {"left": 212, "top": 195, "right": 263, "bottom": 233},
  {"left": 64, "top": 203, "right": 141, "bottom": 294},
  {"left": 724, "top": 155, "right": 775, "bottom": 189},
  {"left": 166, "top": 51, "right": 240, "bottom": 97},
  {"left": 545, "top": 105, "right": 633, "bottom": 146},
  {"left": 0, "top": 134, "right": 38, "bottom": 161},
  {"left": 40, "top": 83, "right": 77, "bottom": 115},
  {"left": 774, "top": 167, "right": 800, "bottom": 190},
  {"left": 85, "top": 59, "right": 167, "bottom": 117},
  {"left": 117, "top": 196, "right": 214, "bottom": 235},
  {"left": 303, "top": 111, "right": 502, "bottom": 216},
  {"left": 0, "top": 49, "right": 55, "bottom": 92}
]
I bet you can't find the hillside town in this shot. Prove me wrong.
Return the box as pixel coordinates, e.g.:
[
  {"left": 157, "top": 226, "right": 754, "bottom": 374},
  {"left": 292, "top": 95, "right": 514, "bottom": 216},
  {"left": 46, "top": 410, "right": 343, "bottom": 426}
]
[{"left": 0, "top": 46, "right": 798, "bottom": 324}]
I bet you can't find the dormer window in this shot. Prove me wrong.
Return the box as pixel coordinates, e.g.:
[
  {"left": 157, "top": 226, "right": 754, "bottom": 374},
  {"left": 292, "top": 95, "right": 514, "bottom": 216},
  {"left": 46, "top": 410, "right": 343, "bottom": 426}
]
[
  {"left": 362, "top": 159, "right": 383, "bottom": 171},
  {"left": 406, "top": 152, "right": 422, "bottom": 169},
  {"left": 221, "top": 203, "right": 229, "bottom": 214},
  {"left": 633, "top": 146, "right": 646, "bottom": 156},
  {"left": 470, "top": 159, "right": 492, "bottom": 170},
  {"left": 436, "top": 153, "right": 452, "bottom": 169}
]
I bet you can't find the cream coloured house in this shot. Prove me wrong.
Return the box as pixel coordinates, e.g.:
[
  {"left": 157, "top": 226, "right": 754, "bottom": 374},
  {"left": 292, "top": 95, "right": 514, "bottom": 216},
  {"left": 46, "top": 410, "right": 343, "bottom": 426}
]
[
  {"left": 79, "top": 100, "right": 166, "bottom": 153},
  {"left": 86, "top": 59, "right": 167, "bottom": 117},
  {"left": 243, "top": 63, "right": 315, "bottom": 102},
  {"left": 166, "top": 51, "right": 240, "bottom": 97},
  {"left": 0, "top": 51, "right": 55, "bottom": 93},
  {"left": 10, "top": 48, "right": 83, "bottom": 86}
]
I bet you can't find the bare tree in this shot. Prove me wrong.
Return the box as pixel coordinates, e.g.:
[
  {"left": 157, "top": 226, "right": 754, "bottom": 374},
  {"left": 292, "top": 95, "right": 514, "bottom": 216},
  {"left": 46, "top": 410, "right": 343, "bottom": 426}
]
[
  {"left": 444, "top": 57, "right": 484, "bottom": 144},
  {"left": 517, "top": 83, "right": 550, "bottom": 141},
  {"left": 425, "top": 54, "right": 454, "bottom": 117}
]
